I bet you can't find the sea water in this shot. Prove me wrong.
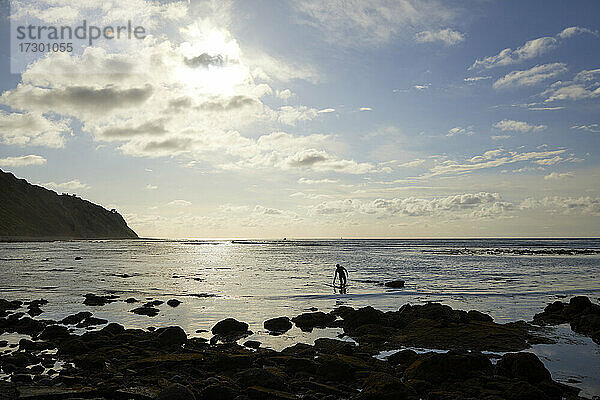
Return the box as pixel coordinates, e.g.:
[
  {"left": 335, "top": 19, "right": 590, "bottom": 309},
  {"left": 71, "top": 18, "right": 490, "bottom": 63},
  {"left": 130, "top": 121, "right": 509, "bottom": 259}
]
[{"left": 1, "top": 238, "right": 599, "bottom": 396}]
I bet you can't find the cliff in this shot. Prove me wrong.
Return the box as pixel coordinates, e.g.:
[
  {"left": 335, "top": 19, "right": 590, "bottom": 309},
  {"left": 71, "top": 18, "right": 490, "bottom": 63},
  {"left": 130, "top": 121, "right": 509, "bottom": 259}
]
[{"left": 0, "top": 169, "right": 138, "bottom": 240}]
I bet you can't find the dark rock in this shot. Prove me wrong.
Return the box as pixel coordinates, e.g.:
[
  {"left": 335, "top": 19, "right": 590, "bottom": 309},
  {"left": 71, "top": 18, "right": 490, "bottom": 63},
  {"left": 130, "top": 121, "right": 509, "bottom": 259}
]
[
  {"left": 76, "top": 316, "right": 108, "bottom": 328},
  {"left": 244, "top": 340, "right": 261, "bottom": 349},
  {"left": 58, "top": 338, "right": 89, "bottom": 356},
  {"left": 467, "top": 309, "right": 494, "bottom": 322},
  {"left": 386, "top": 349, "right": 418, "bottom": 367},
  {"left": 341, "top": 306, "right": 387, "bottom": 330},
  {"left": 533, "top": 296, "right": 600, "bottom": 342},
  {"left": 167, "top": 299, "right": 181, "bottom": 307},
  {"left": 384, "top": 280, "right": 405, "bottom": 288},
  {"left": 156, "top": 384, "right": 196, "bottom": 400},
  {"left": 264, "top": 316, "right": 293, "bottom": 334},
  {"left": 314, "top": 338, "right": 355, "bottom": 355},
  {"left": 61, "top": 312, "right": 93, "bottom": 325},
  {"left": 291, "top": 312, "right": 336, "bottom": 332},
  {"left": 101, "top": 322, "right": 125, "bottom": 335},
  {"left": 144, "top": 300, "right": 164, "bottom": 307},
  {"left": 75, "top": 256, "right": 83, "bottom": 260},
  {"left": 131, "top": 306, "right": 159, "bottom": 317},
  {"left": 404, "top": 351, "right": 492, "bottom": 384},
  {"left": 83, "top": 293, "right": 118, "bottom": 306},
  {"left": 124, "top": 297, "right": 139, "bottom": 303},
  {"left": 357, "top": 372, "right": 415, "bottom": 399},
  {"left": 199, "top": 383, "right": 239, "bottom": 400},
  {"left": 38, "top": 325, "right": 70, "bottom": 341},
  {"left": 11, "top": 374, "right": 32, "bottom": 383},
  {"left": 212, "top": 318, "right": 250, "bottom": 336},
  {"left": 496, "top": 352, "right": 551, "bottom": 384},
  {"left": 156, "top": 326, "right": 187, "bottom": 347},
  {"left": 27, "top": 306, "right": 44, "bottom": 317},
  {"left": 247, "top": 386, "right": 296, "bottom": 400},
  {"left": 236, "top": 367, "right": 287, "bottom": 390}
]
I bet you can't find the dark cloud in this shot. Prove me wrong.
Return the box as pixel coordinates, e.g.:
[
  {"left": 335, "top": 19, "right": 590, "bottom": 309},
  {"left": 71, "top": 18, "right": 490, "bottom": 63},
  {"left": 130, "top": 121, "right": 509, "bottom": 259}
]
[
  {"left": 197, "top": 95, "right": 258, "bottom": 112},
  {"left": 142, "top": 137, "right": 191, "bottom": 152},
  {"left": 101, "top": 119, "right": 167, "bottom": 138}
]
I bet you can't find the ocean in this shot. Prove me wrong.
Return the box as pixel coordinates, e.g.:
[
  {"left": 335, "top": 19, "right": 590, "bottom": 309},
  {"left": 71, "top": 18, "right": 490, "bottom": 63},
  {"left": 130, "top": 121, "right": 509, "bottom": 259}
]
[{"left": 1, "top": 238, "right": 599, "bottom": 396}]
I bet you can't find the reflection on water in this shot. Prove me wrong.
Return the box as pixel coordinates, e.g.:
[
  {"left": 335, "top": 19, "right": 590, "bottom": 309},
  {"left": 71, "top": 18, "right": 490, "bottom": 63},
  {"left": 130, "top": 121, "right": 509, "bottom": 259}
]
[{"left": 0, "top": 238, "right": 599, "bottom": 394}]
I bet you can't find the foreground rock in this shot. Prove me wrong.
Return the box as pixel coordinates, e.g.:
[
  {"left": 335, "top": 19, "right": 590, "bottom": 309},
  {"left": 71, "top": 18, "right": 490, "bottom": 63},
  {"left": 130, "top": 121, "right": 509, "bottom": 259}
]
[
  {"left": 533, "top": 296, "right": 600, "bottom": 343},
  {"left": 264, "top": 316, "right": 292, "bottom": 335},
  {"left": 0, "top": 299, "right": 585, "bottom": 400}
]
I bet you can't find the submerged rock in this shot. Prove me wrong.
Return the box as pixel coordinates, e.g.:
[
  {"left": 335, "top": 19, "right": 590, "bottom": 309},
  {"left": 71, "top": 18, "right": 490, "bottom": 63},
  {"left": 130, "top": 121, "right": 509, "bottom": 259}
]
[
  {"left": 131, "top": 306, "right": 159, "bottom": 317},
  {"left": 167, "top": 299, "right": 181, "bottom": 307},
  {"left": 61, "top": 312, "right": 93, "bottom": 325},
  {"left": 83, "top": 293, "right": 118, "bottom": 306},
  {"left": 384, "top": 280, "right": 405, "bottom": 288}
]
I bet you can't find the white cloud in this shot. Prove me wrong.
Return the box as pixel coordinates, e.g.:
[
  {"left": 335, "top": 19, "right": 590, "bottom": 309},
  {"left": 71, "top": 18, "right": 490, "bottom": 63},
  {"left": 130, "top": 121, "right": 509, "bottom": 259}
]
[
  {"left": 298, "top": 178, "right": 339, "bottom": 185},
  {"left": 446, "top": 126, "right": 474, "bottom": 137},
  {"left": 571, "top": 124, "right": 600, "bottom": 133},
  {"left": 359, "top": 107, "right": 373, "bottom": 111},
  {"left": 146, "top": 184, "right": 158, "bottom": 190},
  {"left": 42, "top": 180, "right": 90, "bottom": 191},
  {"left": 493, "top": 120, "right": 546, "bottom": 132},
  {"left": 542, "top": 70, "right": 600, "bottom": 102},
  {"left": 425, "top": 148, "right": 565, "bottom": 177},
  {"left": 318, "top": 108, "right": 336, "bottom": 113},
  {"left": 293, "top": 0, "right": 455, "bottom": 46},
  {"left": 0, "top": 111, "right": 71, "bottom": 148},
  {"left": 414, "top": 84, "right": 431, "bottom": 90},
  {"left": 520, "top": 196, "right": 600, "bottom": 216},
  {"left": 535, "top": 156, "right": 562, "bottom": 166},
  {"left": 544, "top": 172, "right": 574, "bottom": 180},
  {"left": 493, "top": 63, "right": 567, "bottom": 89},
  {"left": 557, "top": 26, "right": 598, "bottom": 39},
  {"left": 397, "top": 159, "right": 425, "bottom": 168},
  {"left": 275, "top": 89, "right": 294, "bottom": 100},
  {"left": 471, "top": 26, "right": 596, "bottom": 69},
  {"left": 167, "top": 200, "right": 192, "bottom": 207},
  {"left": 415, "top": 28, "right": 465, "bottom": 45},
  {"left": 0, "top": 155, "right": 47, "bottom": 167},
  {"left": 491, "top": 135, "right": 511, "bottom": 140},
  {"left": 289, "top": 192, "right": 331, "bottom": 200},
  {"left": 464, "top": 76, "right": 491, "bottom": 83}
]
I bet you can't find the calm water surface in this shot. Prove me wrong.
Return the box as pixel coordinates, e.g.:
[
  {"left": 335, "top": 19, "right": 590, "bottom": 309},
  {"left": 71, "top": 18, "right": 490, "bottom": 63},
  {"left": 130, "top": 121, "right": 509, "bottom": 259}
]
[{"left": 1, "top": 238, "right": 599, "bottom": 396}]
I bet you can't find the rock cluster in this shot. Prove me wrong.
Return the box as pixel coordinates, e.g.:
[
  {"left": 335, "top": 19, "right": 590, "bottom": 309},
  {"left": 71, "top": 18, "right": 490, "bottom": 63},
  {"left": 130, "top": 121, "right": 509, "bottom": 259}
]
[
  {"left": 0, "top": 298, "right": 587, "bottom": 399},
  {"left": 533, "top": 296, "right": 600, "bottom": 343}
]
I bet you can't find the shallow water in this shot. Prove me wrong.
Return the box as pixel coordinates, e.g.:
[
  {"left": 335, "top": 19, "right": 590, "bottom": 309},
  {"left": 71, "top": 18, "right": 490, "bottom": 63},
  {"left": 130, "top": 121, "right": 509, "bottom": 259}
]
[{"left": 1, "top": 238, "right": 599, "bottom": 396}]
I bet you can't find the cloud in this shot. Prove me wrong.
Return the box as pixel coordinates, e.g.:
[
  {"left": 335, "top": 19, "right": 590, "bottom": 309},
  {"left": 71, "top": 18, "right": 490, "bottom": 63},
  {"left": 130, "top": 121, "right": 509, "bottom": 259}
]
[
  {"left": 359, "top": 107, "right": 373, "bottom": 111},
  {"left": 415, "top": 28, "right": 465, "bottom": 45},
  {"left": 397, "top": 159, "right": 425, "bottom": 168},
  {"left": 544, "top": 172, "right": 574, "bottom": 180},
  {"left": 309, "top": 192, "right": 513, "bottom": 219},
  {"left": 275, "top": 89, "right": 294, "bottom": 100},
  {"left": 493, "top": 63, "right": 567, "bottom": 89},
  {"left": 253, "top": 205, "right": 283, "bottom": 215},
  {"left": 464, "top": 76, "right": 491, "bottom": 83},
  {"left": 167, "top": 200, "right": 192, "bottom": 207},
  {"left": 277, "top": 106, "right": 319, "bottom": 125},
  {"left": 571, "top": 124, "right": 600, "bottom": 133},
  {"left": 298, "top": 178, "right": 339, "bottom": 185},
  {"left": 146, "top": 184, "right": 158, "bottom": 190},
  {"left": 491, "top": 135, "right": 511, "bottom": 140},
  {"left": 293, "top": 0, "right": 455, "bottom": 46},
  {"left": 289, "top": 192, "right": 331, "bottom": 200},
  {"left": 446, "top": 126, "right": 474, "bottom": 137},
  {"left": 471, "top": 26, "right": 596, "bottom": 69},
  {"left": 42, "top": 180, "right": 90, "bottom": 191},
  {"left": 493, "top": 120, "right": 546, "bottom": 132},
  {"left": 520, "top": 196, "right": 600, "bottom": 216},
  {"left": 557, "top": 26, "right": 599, "bottom": 39},
  {"left": 535, "top": 156, "right": 562, "bottom": 166},
  {"left": 0, "top": 155, "right": 47, "bottom": 167},
  {"left": 425, "top": 148, "right": 566, "bottom": 177},
  {"left": 318, "top": 108, "right": 336, "bottom": 113},
  {"left": 414, "top": 84, "right": 431, "bottom": 90},
  {"left": 542, "top": 70, "right": 600, "bottom": 102},
  {"left": 0, "top": 111, "right": 71, "bottom": 148}
]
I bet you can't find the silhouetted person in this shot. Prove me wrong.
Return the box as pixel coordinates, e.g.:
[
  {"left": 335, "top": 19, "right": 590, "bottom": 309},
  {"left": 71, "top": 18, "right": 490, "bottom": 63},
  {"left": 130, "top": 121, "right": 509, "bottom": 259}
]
[{"left": 333, "top": 263, "right": 348, "bottom": 287}]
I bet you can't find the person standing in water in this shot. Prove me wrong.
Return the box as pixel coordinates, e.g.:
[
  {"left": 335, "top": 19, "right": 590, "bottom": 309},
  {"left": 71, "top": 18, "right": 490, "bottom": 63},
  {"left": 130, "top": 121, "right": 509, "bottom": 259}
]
[{"left": 333, "top": 263, "right": 348, "bottom": 286}]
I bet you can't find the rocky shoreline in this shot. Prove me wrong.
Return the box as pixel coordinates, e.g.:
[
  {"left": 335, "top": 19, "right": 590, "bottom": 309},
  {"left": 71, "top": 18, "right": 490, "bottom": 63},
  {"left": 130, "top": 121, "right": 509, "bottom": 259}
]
[{"left": 0, "top": 296, "right": 597, "bottom": 399}]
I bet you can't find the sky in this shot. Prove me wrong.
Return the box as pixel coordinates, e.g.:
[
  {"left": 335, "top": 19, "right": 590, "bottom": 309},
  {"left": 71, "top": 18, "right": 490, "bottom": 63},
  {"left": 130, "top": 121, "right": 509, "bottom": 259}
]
[{"left": 0, "top": 0, "right": 599, "bottom": 239}]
